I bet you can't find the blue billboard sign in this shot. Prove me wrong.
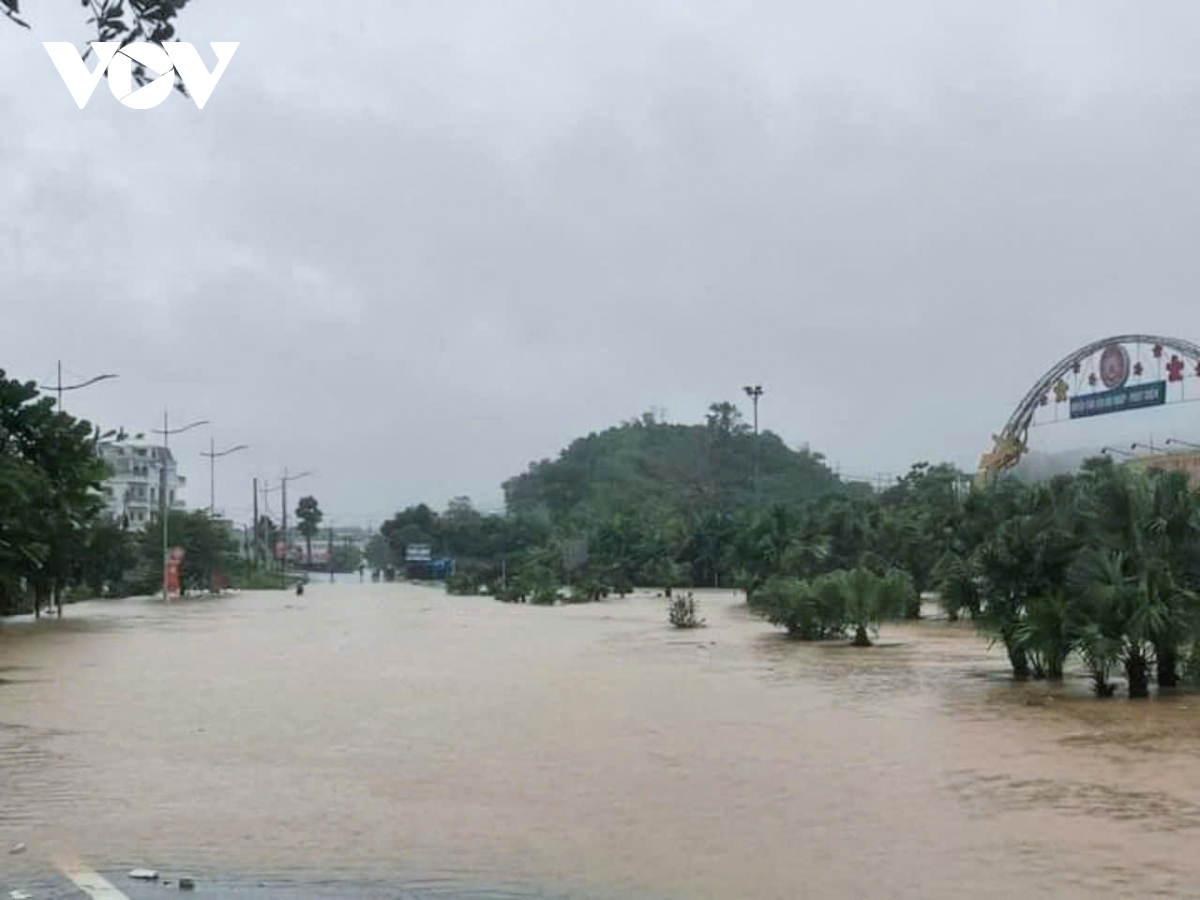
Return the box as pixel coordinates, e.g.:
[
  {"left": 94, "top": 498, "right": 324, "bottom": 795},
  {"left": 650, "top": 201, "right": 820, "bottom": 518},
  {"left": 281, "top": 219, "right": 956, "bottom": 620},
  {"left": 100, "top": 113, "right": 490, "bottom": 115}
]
[{"left": 1069, "top": 380, "right": 1166, "bottom": 419}]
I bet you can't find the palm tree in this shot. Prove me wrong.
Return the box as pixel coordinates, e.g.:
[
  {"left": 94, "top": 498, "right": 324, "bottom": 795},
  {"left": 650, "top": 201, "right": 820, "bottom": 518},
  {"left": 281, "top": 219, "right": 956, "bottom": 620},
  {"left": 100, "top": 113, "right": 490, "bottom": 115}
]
[
  {"left": 1073, "top": 464, "right": 1200, "bottom": 691},
  {"left": 295, "top": 496, "right": 324, "bottom": 568},
  {"left": 972, "top": 479, "right": 1079, "bottom": 680},
  {"left": 931, "top": 550, "right": 981, "bottom": 622},
  {"left": 1015, "top": 588, "right": 1078, "bottom": 681},
  {"left": 1069, "top": 549, "right": 1179, "bottom": 698},
  {"left": 837, "top": 567, "right": 911, "bottom": 647}
]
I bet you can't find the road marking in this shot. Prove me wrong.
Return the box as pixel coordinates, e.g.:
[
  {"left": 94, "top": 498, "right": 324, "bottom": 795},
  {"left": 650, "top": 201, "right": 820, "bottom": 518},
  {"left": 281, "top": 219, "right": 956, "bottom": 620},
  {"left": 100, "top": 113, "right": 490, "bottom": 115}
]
[{"left": 55, "top": 862, "right": 130, "bottom": 899}]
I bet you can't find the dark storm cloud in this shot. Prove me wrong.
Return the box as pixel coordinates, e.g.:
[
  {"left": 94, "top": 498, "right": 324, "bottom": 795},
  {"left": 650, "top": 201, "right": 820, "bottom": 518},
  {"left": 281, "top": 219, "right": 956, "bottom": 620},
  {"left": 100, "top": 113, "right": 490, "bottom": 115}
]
[{"left": 4, "top": 0, "right": 1200, "bottom": 518}]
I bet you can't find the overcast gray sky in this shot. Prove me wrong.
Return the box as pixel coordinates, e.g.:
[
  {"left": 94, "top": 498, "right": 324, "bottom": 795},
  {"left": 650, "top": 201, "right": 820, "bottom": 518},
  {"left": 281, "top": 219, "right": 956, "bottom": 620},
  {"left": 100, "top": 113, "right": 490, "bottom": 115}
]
[{"left": 3, "top": 0, "right": 1200, "bottom": 524}]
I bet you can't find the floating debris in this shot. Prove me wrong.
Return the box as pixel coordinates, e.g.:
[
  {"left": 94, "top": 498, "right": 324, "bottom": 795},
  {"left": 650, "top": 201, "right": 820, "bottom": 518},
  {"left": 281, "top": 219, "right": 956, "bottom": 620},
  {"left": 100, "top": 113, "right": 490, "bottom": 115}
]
[
  {"left": 8, "top": 842, "right": 26, "bottom": 855},
  {"left": 128, "top": 868, "right": 159, "bottom": 880},
  {"left": 178, "top": 877, "right": 196, "bottom": 890},
  {"left": 10, "top": 890, "right": 33, "bottom": 900}
]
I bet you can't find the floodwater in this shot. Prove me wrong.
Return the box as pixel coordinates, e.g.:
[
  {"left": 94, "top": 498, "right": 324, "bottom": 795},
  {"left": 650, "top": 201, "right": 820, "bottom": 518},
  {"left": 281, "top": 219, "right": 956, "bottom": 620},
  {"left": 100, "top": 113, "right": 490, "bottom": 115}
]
[{"left": 4, "top": 584, "right": 1200, "bottom": 898}]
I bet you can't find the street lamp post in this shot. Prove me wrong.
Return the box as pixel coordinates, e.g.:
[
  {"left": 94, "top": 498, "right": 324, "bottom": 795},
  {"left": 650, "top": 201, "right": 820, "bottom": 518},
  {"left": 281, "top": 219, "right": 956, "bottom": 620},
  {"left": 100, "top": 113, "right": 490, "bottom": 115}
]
[
  {"left": 35, "top": 362, "right": 117, "bottom": 618},
  {"left": 1166, "top": 438, "right": 1200, "bottom": 452},
  {"left": 151, "top": 412, "right": 209, "bottom": 603},
  {"left": 1101, "top": 446, "right": 1134, "bottom": 459},
  {"left": 742, "top": 385, "right": 764, "bottom": 506},
  {"left": 48, "top": 360, "right": 118, "bottom": 410},
  {"left": 200, "top": 438, "right": 250, "bottom": 515},
  {"left": 279, "top": 468, "right": 313, "bottom": 576},
  {"left": 258, "top": 478, "right": 282, "bottom": 567}
]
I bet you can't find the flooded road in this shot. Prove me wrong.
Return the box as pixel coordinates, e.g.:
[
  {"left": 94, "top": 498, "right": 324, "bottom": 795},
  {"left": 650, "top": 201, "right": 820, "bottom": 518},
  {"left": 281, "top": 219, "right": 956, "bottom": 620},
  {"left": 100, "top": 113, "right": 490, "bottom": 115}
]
[{"left": 4, "top": 583, "right": 1200, "bottom": 898}]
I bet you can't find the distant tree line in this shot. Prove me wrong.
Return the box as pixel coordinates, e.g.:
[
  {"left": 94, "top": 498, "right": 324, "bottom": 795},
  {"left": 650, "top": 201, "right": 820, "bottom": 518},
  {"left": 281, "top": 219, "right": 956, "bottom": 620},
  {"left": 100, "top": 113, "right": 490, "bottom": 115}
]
[
  {"left": 372, "top": 403, "right": 882, "bottom": 598},
  {"left": 375, "top": 402, "right": 1200, "bottom": 699}
]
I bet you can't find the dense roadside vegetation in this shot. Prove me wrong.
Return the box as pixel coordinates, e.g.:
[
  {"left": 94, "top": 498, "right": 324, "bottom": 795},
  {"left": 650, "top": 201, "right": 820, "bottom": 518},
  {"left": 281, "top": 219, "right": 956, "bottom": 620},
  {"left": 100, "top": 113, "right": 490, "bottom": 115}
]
[
  {"left": 372, "top": 402, "right": 1200, "bottom": 699},
  {"left": 0, "top": 370, "right": 288, "bottom": 618}
]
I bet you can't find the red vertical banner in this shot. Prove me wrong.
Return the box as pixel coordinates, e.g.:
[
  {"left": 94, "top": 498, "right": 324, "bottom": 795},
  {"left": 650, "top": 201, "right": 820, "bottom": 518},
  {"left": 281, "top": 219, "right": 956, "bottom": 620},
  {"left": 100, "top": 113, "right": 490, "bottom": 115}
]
[{"left": 167, "top": 547, "right": 185, "bottom": 595}]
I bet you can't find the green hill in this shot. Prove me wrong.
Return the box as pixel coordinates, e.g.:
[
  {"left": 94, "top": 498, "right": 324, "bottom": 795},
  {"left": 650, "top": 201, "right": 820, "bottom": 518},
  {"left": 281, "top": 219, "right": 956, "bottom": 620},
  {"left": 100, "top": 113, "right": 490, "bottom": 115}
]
[{"left": 502, "top": 404, "right": 854, "bottom": 524}]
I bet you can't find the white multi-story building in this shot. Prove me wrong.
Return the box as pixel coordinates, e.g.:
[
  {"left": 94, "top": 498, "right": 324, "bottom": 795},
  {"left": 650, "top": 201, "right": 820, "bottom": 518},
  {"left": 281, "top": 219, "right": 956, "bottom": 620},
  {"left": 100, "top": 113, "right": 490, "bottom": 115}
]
[{"left": 97, "top": 441, "right": 188, "bottom": 528}]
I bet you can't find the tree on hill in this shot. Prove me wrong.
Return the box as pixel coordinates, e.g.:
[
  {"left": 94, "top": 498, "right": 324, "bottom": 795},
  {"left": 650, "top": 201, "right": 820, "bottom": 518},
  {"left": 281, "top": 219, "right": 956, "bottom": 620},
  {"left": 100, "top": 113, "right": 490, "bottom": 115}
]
[{"left": 501, "top": 403, "right": 844, "bottom": 526}]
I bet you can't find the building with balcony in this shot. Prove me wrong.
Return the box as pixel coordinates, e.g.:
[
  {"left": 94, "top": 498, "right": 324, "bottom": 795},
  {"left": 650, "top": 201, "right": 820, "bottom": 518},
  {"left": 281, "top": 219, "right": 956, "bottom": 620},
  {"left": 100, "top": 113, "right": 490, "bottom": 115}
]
[{"left": 97, "top": 441, "right": 188, "bottom": 528}]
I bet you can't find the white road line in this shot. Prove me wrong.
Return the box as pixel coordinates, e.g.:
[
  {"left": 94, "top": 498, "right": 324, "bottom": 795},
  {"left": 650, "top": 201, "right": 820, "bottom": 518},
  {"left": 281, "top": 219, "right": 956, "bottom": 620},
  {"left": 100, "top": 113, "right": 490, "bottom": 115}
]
[{"left": 55, "top": 862, "right": 131, "bottom": 900}]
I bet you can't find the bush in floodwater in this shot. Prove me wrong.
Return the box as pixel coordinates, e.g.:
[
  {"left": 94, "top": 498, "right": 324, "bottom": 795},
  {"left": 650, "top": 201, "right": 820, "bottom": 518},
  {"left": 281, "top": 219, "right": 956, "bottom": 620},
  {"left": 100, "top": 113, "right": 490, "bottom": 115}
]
[
  {"left": 530, "top": 584, "right": 560, "bottom": 606},
  {"left": 565, "top": 576, "right": 610, "bottom": 604},
  {"left": 494, "top": 584, "right": 527, "bottom": 603},
  {"left": 610, "top": 571, "right": 634, "bottom": 597},
  {"left": 838, "top": 567, "right": 911, "bottom": 647},
  {"left": 668, "top": 592, "right": 705, "bottom": 629},
  {"left": 445, "top": 571, "right": 481, "bottom": 596},
  {"left": 754, "top": 574, "right": 846, "bottom": 641}
]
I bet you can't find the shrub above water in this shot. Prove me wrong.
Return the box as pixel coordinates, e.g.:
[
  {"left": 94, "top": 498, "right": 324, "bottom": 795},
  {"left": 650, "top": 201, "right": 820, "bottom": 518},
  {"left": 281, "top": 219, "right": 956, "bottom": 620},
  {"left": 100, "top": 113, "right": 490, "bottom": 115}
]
[
  {"left": 669, "top": 592, "right": 705, "bottom": 628},
  {"left": 754, "top": 574, "right": 846, "bottom": 640}
]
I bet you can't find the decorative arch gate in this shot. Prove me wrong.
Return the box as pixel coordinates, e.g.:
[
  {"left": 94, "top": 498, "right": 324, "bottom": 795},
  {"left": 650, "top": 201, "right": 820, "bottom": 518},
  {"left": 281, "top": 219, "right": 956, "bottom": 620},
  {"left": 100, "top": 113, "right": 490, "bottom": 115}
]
[{"left": 978, "top": 334, "right": 1200, "bottom": 482}]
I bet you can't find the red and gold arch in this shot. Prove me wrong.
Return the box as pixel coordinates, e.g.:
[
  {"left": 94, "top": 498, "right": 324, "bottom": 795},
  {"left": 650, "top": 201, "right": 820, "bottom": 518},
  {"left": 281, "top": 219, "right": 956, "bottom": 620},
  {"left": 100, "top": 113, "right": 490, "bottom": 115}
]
[{"left": 978, "top": 334, "right": 1200, "bottom": 483}]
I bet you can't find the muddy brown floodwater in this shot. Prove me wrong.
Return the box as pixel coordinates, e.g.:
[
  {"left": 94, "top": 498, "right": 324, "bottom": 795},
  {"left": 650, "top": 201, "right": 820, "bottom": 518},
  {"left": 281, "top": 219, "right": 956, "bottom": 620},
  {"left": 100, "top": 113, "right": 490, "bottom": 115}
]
[{"left": 4, "top": 584, "right": 1200, "bottom": 897}]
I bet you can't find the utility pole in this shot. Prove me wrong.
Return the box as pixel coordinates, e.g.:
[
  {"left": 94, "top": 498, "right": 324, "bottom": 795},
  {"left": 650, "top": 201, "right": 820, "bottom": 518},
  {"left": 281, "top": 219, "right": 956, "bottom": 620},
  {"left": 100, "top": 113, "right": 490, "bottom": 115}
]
[
  {"left": 151, "top": 412, "right": 209, "bottom": 603},
  {"left": 742, "top": 385, "right": 764, "bottom": 507},
  {"left": 252, "top": 478, "right": 259, "bottom": 568},
  {"left": 260, "top": 479, "right": 283, "bottom": 568},
  {"left": 278, "top": 468, "right": 313, "bottom": 577},
  {"left": 282, "top": 470, "right": 288, "bottom": 574},
  {"left": 328, "top": 525, "right": 335, "bottom": 583}
]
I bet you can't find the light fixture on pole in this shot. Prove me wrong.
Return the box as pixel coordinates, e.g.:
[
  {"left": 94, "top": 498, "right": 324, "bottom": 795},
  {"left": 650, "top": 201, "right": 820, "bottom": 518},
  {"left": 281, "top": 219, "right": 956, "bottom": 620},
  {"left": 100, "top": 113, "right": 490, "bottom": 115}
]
[
  {"left": 1131, "top": 442, "right": 1165, "bottom": 454},
  {"left": 151, "top": 412, "right": 209, "bottom": 603},
  {"left": 1101, "top": 445, "right": 1134, "bottom": 459},
  {"left": 1165, "top": 438, "right": 1200, "bottom": 452},
  {"left": 201, "top": 439, "right": 250, "bottom": 515},
  {"left": 279, "top": 468, "right": 313, "bottom": 574},
  {"left": 742, "top": 384, "right": 764, "bottom": 505},
  {"left": 48, "top": 360, "right": 118, "bottom": 410}
]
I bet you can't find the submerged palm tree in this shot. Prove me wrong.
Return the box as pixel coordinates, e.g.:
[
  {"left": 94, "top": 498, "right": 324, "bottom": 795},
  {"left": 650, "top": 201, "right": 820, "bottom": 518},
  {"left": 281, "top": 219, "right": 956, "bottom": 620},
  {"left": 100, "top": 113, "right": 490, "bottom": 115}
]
[
  {"left": 1073, "top": 464, "right": 1200, "bottom": 694},
  {"left": 931, "top": 550, "right": 981, "bottom": 622},
  {"left": 973, "top": 485, "right": 1078, "bottom": 680},
  {"left": 1069, "top": 549, "right": 1184, "bottom": 698},
  {"left": 1015, "top": 589, "right": 1077, "bottom": 681},
  {"left": 837, "top": 567, "right": 912, "bottom": 647}
]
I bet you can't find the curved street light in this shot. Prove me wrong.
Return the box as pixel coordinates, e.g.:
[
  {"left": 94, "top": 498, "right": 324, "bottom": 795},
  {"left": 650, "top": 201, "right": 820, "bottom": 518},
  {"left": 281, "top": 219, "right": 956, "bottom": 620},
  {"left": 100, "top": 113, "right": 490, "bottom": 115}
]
[
  {"left": 150, "top": 412, "right": 210, "bottom": 602},
  {"left": 1166, "top": 438, "right": 1200, "bottom": 452},
  {"left": 1131, "top": 442, "right": 1165, "bottom": 454},
  {"left": 49, "top": 360, "right": 118, "bottom": 410},
  {"left": 1101, "top": 446, "right": 1134, "bottom": 459},
  {"left": 201, "top": 439, "right": 250, "bottom": 515}
]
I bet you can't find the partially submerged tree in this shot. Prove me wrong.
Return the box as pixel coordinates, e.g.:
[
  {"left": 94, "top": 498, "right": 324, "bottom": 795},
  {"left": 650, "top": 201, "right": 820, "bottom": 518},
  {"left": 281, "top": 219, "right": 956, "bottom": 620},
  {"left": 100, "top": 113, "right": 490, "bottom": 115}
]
[
  {"left": 295, "top": 496, "right": 324, "bottom": 568},
  {"left": 837, "top": 567, "right": 912, "bottom": 647}
]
